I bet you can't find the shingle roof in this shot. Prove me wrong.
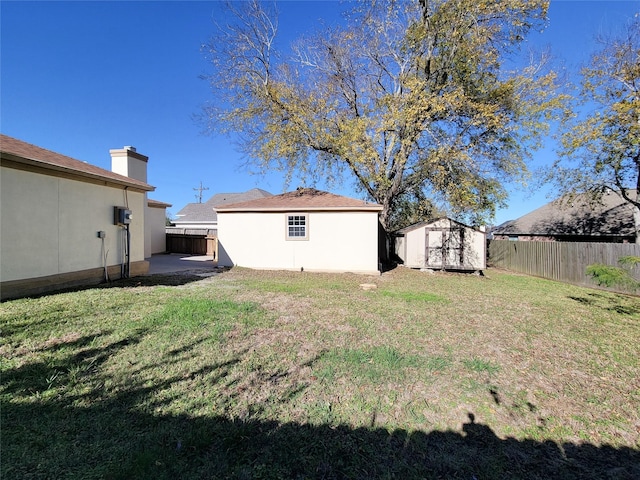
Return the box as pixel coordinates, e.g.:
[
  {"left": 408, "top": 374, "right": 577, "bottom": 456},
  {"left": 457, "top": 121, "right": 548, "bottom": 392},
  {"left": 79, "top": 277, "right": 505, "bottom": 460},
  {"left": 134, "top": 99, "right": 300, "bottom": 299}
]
[
  {"left": 0, "top": 134, "right": 154, "bottom": 192},
  {"left": 395, "top": 217, "right": 482, "bottom": 235},
  {"left": 494, "top": 191, "right": 636, "bottom": 237},
  {"left": 206, "top": 188, "right": 273, "bottom": 207},
  {"left": 216, "top": 188, "right": 383, "bottom": 212},
  {"left": 175, "top": 188, "right": 273, "bottom": 223},
  {"left": 174, "top": 203, "right": 217, "bottom": 223}
]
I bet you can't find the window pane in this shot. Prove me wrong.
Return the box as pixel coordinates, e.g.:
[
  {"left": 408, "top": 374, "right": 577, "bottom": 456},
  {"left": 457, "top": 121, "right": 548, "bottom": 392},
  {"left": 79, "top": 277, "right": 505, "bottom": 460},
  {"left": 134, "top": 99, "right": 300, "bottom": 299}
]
[{"left": 287, "top": 215, "right": 307, "bottom": 238}]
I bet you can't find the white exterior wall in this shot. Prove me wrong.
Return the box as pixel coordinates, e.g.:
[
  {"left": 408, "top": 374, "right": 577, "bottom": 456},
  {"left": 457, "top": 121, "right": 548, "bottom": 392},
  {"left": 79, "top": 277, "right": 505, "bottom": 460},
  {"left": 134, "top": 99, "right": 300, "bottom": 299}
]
[
  {"left": 110, "top": 150, "right": 148, "bottom": 183},
  {"left": 463, "top": 227, "right": 486, "bottom": 270},
  {"left": 218, "top": 211, "right": 379, "bottom": 274},
  {"left": 1, "top": 167, "right": 146, "bottom": 282},
  {"left": 394, "top": 236, "right": 406, "bottom": 262},
  {"left": 146, "top": 204, "right": 168, "bottom": 255},
  {"left": 404, "top": 227, "right": 427, "bottom": 268}
]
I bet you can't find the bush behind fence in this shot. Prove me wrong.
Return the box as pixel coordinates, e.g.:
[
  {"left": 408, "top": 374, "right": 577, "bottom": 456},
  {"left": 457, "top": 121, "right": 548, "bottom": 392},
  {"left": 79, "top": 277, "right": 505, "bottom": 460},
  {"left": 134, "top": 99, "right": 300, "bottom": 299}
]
[{"left": 488, "top": 240, "right": 640, "bottom": 294}]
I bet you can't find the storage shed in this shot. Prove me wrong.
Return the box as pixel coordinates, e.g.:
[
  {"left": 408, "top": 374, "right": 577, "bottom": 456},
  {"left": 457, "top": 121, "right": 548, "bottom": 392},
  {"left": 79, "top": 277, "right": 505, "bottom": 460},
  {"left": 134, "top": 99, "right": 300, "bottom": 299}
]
[{"left": 394, "top": 218, "right": 486, "bottom": 271}]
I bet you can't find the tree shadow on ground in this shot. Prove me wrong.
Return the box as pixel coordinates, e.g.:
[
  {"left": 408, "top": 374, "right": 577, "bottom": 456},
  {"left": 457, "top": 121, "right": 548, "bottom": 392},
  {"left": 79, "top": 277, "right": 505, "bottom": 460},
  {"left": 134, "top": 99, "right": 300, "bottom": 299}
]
[
  {"left": 18, "top": 270, "right": 228, "bottom": 301},
  {"left": 102, "top": 270, "right": 224, "bottom": 288},
  {"left": 3, "top": 334, "right": 639, "bottom": 480},
  {"left": 568, "top": 292, "right": 640, "bottom": 316},
  {"left": 4, "top": 397, "right": 638, "bottom": 480}
]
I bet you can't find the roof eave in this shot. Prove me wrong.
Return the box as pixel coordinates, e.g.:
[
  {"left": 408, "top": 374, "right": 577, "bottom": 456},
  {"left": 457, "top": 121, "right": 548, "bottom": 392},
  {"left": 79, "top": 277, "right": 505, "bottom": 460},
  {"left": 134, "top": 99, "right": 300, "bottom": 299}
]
[
  {"left": 148, "top": 199, "right": 172, "bottom": 208},
  {"left": 216, "top": 205, "right": 383, "bottom": 213},
  {"left": 1, "top": 152, "right": 155, "bottom": 193},
  {"left": 173, "top": 220, "right": 218, "bottom": 224}
]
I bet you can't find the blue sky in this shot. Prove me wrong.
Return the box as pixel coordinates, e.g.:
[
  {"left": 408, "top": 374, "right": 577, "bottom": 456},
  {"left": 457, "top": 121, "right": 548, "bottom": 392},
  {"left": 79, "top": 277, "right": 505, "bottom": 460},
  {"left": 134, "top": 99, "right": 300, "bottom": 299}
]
[{"left": 2, "top": 0, "right": 638, "bottom": 225}]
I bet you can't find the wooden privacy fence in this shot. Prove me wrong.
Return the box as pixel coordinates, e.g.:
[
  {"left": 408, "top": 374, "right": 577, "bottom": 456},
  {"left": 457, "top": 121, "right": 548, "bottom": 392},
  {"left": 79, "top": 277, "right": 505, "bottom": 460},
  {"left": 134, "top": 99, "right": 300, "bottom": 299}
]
[
  {"left": 166, "top": 234, "right": 207, "bottom": 255},
  {"left": 488, "top": 240, "right": 640, "bottom": 294},
  {"left": 165, "top": 228, "right": 217, "bottom": 257}
]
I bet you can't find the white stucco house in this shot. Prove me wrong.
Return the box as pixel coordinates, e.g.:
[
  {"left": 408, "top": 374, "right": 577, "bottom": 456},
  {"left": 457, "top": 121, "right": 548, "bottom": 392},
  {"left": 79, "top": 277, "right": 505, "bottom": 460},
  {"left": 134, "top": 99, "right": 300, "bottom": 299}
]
[
  {"left": 0, "top": 134, "right": 169, "bottom": 300},
  {"left": 216, "top": 188, "right": 383, "bottom": 274},
  {"left": 394, "top": 218, "right": 486, "bottom": 271}
]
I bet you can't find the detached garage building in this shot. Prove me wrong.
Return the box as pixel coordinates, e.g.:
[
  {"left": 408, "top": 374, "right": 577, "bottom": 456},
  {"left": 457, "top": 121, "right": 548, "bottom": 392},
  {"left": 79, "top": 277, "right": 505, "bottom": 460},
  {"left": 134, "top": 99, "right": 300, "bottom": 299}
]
[
  {"left": 394, "top": 218, "right": 486, "bottom": 271},
  {"left": 216, "top": 188, "right": 382, "bottom": 275}
]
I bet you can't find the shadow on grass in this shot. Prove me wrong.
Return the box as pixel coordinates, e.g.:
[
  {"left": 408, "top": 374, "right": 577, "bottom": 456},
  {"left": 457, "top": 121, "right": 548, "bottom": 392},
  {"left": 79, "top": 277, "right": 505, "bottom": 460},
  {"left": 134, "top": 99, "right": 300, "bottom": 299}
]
[
  {"left": 102, "top": 272, "right": 221, "bottom": 288},
  {"left": 3, "top": 333, "right": 639, "bottom": 480},
  {"left": 4, "top": 399, "right": 638, "bottom": 479},
  {"left": 16, "top": 271, "right": 228, "bottom": 301},
  {"left": 568, "top": 292, "right": 640, "bottom": 316}
]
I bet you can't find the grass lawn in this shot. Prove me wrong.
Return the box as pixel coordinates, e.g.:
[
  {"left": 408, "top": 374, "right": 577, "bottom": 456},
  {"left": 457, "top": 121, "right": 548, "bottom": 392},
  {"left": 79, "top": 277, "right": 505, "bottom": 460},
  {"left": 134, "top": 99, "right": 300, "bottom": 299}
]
[{"left": 1, "top": 266, "right": 639, "bottom": 479}]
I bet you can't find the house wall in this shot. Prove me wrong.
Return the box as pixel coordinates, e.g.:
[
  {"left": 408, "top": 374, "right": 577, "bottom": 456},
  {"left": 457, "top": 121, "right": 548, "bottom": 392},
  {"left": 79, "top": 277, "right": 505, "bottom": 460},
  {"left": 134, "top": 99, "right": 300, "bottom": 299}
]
[
  {"left": 146, "top": 203, "right": 168, "bottom": 255},
  {"left": 217, "top": 211, "right": 379, "bottom": 274},
  {"left": 1, "top": 166, "right": 147, "bottom": 295},
  {"left": 493, "top": 234, "right": 633, "bottom": 243},
  {"left": 493, "top": 235, "right": 555, "bottom": 242},
  {"left": 394, "top": 236, "right": 406, "bottom": 263}
]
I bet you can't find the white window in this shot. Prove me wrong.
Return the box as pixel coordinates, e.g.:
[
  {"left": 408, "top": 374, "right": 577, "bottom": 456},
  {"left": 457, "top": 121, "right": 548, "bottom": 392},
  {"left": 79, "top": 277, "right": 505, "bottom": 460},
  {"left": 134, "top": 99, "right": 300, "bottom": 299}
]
[{"left": 286, "top": 213, "right": 308, "bottom": 240}]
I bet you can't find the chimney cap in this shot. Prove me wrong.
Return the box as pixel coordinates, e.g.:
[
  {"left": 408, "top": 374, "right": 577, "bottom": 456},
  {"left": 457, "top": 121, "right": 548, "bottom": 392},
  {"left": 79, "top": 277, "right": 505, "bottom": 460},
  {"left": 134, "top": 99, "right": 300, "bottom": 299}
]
[{"left": 124, "top": 146, "right": 136, "bottom": 152}]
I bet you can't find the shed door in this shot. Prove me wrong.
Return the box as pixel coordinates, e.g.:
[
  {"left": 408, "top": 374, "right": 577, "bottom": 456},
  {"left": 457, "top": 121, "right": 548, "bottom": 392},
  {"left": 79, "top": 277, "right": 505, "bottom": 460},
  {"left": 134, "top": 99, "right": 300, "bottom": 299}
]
[{"left": 425, "top": 228, "right": 464, "bottom": 268}]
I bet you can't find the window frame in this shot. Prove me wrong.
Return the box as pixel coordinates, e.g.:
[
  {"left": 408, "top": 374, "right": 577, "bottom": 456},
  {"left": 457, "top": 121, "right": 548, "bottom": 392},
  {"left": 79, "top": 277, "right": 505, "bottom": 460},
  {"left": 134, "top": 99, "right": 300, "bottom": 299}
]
[{"left": 285, "top": 213, "right": 309, "bottom": 241}]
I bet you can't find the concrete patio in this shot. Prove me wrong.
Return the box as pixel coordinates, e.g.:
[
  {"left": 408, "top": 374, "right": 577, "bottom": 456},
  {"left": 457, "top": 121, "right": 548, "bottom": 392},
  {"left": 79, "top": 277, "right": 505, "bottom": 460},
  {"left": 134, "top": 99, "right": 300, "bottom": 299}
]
[{"left": 146, "top": 253, "right": 218, "bottom": 275}]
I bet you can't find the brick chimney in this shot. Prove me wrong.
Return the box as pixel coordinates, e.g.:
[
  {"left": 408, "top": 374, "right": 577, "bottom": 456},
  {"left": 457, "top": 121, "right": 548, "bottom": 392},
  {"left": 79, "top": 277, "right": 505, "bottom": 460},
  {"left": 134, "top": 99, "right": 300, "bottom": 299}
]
[{"left": 110, "top": 146, "right": 148, "bottom": 183}]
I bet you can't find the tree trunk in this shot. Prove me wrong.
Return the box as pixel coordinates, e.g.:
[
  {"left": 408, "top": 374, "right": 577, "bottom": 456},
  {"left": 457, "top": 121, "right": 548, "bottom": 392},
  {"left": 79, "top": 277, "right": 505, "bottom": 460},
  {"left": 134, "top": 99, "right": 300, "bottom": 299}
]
[{"left": 633, "top": 204, "right": 640, "bottom": 244}]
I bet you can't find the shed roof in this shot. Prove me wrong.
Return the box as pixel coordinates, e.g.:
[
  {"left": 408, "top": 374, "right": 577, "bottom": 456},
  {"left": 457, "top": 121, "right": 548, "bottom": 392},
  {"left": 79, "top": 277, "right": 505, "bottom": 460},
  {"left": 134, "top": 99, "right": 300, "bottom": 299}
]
[
  {"left": 394, "top": 217, "right": 483, "bottom": 235},
  {"left": 0, "top": 134, "right": 154, "bottom": 192},
  {"left": 493, "top": 190, "right": 636, "bottom": 237},
  {"left": 216, "top": 188, "right": 383, "bottom": 212}
]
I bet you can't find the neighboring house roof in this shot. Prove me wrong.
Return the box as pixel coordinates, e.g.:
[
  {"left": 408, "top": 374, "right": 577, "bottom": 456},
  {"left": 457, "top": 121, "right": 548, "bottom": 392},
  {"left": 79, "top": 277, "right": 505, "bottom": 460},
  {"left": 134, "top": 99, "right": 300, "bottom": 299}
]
[
  {"left": 175, "top": 188, "right": 273, "bottom": 223},
  {"left": 206, "top": 188, "right": 273, "bottom": 207},
  {"left": 394, "top": 217, "right": 484, "bottom": 235},
  {"left": 174, "top": 203, "right": 215, "bottom": 222},
  {"left": 216, "top": 187, "right": 383, "bottom": 212},
  {"left": 148, "top": 198, "right": 172, "bottom": 208},
  {"left": 0, "top": 134, "right": 154, "bottom": 192},
  {"left": 493, "top": 190, "right": 636, "bottom": 237}
]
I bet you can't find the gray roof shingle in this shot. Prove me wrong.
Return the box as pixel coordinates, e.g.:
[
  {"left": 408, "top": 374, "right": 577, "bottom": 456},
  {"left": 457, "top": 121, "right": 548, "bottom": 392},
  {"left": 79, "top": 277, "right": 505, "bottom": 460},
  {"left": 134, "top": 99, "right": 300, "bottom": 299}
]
[
  {"left": 175, "top": 188, "right": 273, "bottom": 223},
  {"left": 216, "top": 188, "right": 382, "bottom": 212},
  {"left": 0, "top": 134, "right": 154, "bottom": 192}
]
